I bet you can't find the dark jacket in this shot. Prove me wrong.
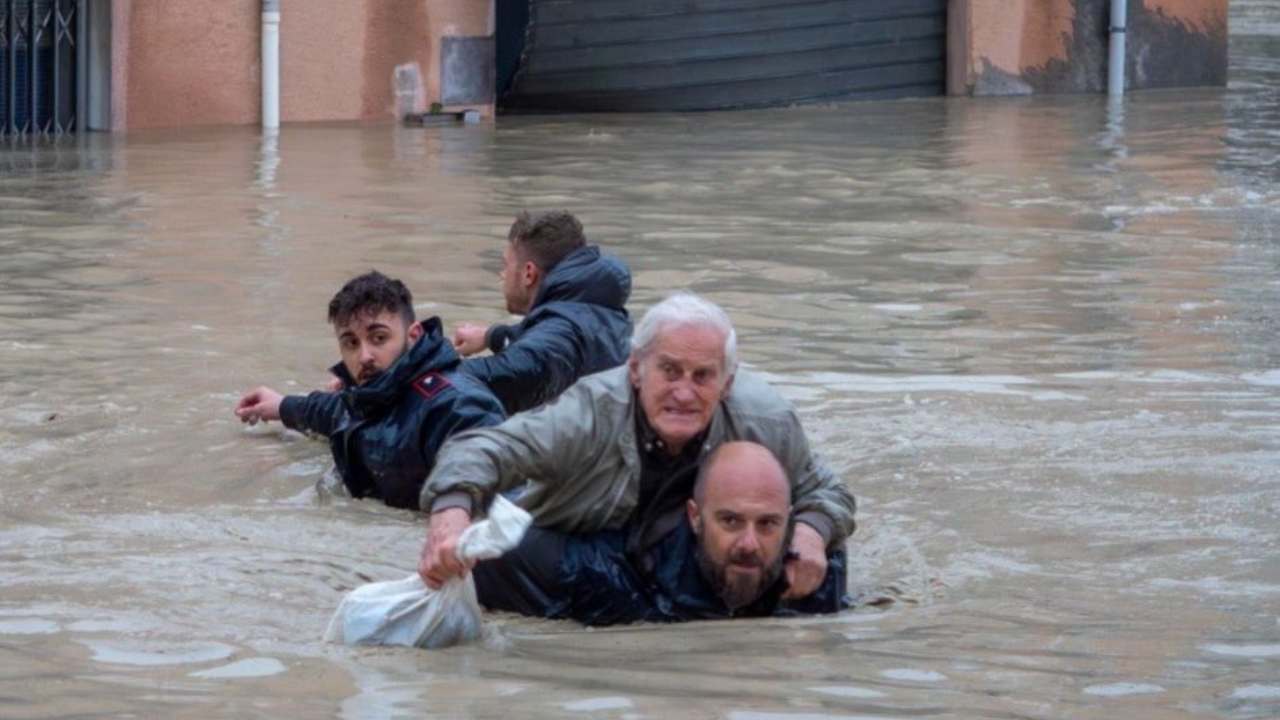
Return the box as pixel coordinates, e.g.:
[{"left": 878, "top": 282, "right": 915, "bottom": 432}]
[
  {"left": 472, "top": 521, "right": 849, "bottom": 626},
  {"left": 278, "top": 318, "right": 505, "bottom": 510},
  {"left": 463, "top": 245, "right": 631, "bottom": 415}
]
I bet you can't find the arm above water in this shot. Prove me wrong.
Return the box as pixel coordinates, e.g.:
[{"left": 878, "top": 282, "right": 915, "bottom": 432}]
[
  {"left": 418, "top": 377, "right": 605, "bottom": 516},
  {"left": 235, "top": 386, "right": 283, "bottom": 425},
  {"left": 275, "top": 390, "right": 345, "bottom": 436},
  {"left": 461, "top": 314, "right": 583, "bottom": 415}
]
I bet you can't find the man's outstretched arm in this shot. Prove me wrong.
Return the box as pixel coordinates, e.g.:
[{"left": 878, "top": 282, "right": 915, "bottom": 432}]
[
  {"left": 235, "top": 386, "right": 283, "bottom": 425},
  {"left": 416, "top": 376, "right": 609, "bottom": 587},
  {"left": 461, "top": 315, "right": 582, "bottom": 414},
  {"left": 235, "top": 386, "right": 344, "bottom": 437}
]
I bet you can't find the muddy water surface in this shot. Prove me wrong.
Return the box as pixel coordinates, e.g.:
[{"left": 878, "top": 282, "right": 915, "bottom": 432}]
[{"left": 3, "top": 6, "right": 1280, "bottom": 719}]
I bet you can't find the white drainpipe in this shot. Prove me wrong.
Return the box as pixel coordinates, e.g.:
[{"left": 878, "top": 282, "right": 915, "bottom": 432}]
[
  {"left": 262, "top": 0, "right": 281, "bottom": 129},
  {"left": 1108, "top": 0, "right": 1127, "bottom": 96}
]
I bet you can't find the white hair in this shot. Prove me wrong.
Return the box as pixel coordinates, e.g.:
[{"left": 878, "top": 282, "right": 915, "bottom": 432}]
[{"left": 631, "top": 292, "right": 738, "bottom": 374}]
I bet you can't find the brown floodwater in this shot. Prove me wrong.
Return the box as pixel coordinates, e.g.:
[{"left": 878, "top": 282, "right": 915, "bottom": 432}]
[{"left": 3, "top": 6, "right": 1280, "bottom": 719}]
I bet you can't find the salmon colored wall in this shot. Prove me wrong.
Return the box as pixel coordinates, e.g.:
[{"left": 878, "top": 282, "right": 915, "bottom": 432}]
[
  {"left": 113, "top": 0, "right": 493, "bottom": 130},
  {"left": 109, "top": 0, "right": 128, "bottom": 131},
  {"left": 1145, "top": 0, "right": 1226, "bottom": 32},
  {"left": 280, "top": 0, "right": 367, "bottom": 122},
  {"left": 970, "top": 2, "right": 1075, "bottom": 79},
  {"left": 117, "top": 0, "right": 259, "bottom": 130},
  {"left": 949, "top": 0, "right": 1229, "bottom": 96}
]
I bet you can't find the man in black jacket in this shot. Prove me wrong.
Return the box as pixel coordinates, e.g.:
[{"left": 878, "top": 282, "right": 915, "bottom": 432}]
[
  {"left": 452, "top": 210, "right": 631, "bottom": 415},
  {"left": 469, "top": 441, "right": 848, "bottom": 625},
  {"left": 234, "top": 271, "right": 505, "bottom": 509}
]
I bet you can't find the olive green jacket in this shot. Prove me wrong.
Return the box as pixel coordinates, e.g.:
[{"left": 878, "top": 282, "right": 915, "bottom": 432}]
[{"left": 419, "top": 366, "right": 856, "bottom": 548}]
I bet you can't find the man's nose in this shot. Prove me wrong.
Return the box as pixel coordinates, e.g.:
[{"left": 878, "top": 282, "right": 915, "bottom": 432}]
[
  {"left": 735, "top": 527, "right": 761, "bottom": 554},
  {"left": 359, "top": 344, "right": 376, "bottom": 364},
  {"left": 671, "top": 379, "right": 696, "bottom": 402}
]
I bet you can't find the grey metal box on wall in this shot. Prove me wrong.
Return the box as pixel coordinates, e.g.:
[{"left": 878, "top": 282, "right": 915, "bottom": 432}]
[{"left": 441, "top": 36, "right": 495, "bottom": 105}]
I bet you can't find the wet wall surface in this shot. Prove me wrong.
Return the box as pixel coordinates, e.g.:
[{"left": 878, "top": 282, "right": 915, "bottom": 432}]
[
  {"left": 1, "top": 3, "right": 1278, "bottom": 718},
  {"left": 964, "top": 0, "right": 1228, "bottom": 95}
]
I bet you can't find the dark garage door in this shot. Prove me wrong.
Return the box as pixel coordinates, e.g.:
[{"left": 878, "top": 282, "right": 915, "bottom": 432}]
[{"left": 498, "top": 0, "right": 947, "bottom": 113}]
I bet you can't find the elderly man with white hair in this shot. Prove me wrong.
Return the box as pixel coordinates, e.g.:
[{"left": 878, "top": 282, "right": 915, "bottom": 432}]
[{"left": 418, "top": 292, "right": 856, "bottom": 617}]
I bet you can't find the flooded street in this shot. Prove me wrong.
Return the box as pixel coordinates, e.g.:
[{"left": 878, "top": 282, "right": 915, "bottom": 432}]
[{"left": 3, "top": 4, "right": 1280, "bottom": 718}]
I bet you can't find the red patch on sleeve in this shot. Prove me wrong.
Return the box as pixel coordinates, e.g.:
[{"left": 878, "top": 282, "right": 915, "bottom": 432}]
[{"left": 412, "top": 372, "right": 452, "bottom": 401}]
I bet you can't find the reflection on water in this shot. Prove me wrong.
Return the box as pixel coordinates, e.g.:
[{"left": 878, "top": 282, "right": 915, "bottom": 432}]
[{"left": 2, "top": 5, "right": 1280, "bottom": 718}]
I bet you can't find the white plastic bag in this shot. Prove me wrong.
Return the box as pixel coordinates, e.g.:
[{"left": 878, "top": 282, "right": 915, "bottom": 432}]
[{"left": 324, "top": 495, "right": 532, "bottom": 649}]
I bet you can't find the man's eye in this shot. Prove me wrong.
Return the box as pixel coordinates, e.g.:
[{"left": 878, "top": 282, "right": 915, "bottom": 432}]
[{"left": 693, "top": 369, "right": 712, "bottom": 384}]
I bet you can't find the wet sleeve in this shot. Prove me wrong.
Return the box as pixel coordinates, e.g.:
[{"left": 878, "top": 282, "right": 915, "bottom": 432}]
[
  {"left": 431, "top": 491, "right": 474, "bottom": 516},
  {"left": 420, "top": 379, "right": 603, "bottom": 518},
  {"left": 776, "top": 409, "right": 857, "bottom": 550},
  {"left": 485, "top": 323, "right": 519, "bottom": 354},
  {"left": 794, "top": 511, "right": 835, "bottom": 546},
  {"left": 463, "top": 315, "right": 584, "bottom": 415},
  {"left": 418, "top": 390, "right": 507, "bottom": 510},
  {"left": 278, "top": 392, "right": 344, "bottom": 437}
]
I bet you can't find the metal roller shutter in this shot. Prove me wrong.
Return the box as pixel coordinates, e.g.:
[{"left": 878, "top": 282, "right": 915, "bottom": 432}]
[{"left": 500, "top": 0, "right": 947, "bottom": 112}]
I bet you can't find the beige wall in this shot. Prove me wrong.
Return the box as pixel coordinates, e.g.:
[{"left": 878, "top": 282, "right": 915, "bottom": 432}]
[
  {"left": 113, "top": 0, "right": 492, "bottom": 130},
  {"left": 114, "top": 0, "right": 258, "bottom": 130},
  {"left": 949, "top": 0, "right": 1228, "bottom": 96}
]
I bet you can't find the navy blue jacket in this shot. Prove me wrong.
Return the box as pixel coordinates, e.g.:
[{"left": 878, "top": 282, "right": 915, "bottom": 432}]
[
  {"left": 463, "top": 245, "right": 631, "bottom": 415},
  {"left": 473, "top": 520, "right": 849, "bottom": 626},
  {"left": 278, "top": 318, "right": 505, "bottom": 510}
]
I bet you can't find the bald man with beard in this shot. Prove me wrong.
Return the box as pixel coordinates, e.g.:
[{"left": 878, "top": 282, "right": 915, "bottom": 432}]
[
  {"left": 687, "top": 442, "right": 794, "bottom": 611},
  {"left": 468, "top": 441, "right": 848, "bottom": 625}
]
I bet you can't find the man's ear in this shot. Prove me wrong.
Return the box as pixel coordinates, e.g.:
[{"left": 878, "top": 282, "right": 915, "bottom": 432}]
[
  {"left": 721, "top": 371, "right": 735, "bottom": 398},
  {"left": 686, "top": 498, "right": 701, "bottom": 535},
  {"left": 521, "top": 260, "right": 540, "bottom": 291},
  {"left": 627, "top": 354, "right": 642, "bottom": 389},
  {"left": 407, "top": 321, "right": 424, "bottom": 343}
]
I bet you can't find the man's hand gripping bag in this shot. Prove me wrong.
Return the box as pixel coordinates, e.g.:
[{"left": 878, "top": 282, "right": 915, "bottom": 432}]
[{"left": 324, "top": 496, "right": 531, "bottom": 649}]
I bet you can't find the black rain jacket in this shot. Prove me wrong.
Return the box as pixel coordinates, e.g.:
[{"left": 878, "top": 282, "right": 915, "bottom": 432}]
[
  {"left": 473, "top": 520, "right": 849, "bottom": 626},
  {"left": 279, "top": 317, "right": 505, "bottom": 509},
  {"left": 463, "top": 245, "right": 631, "bottom": 414}
]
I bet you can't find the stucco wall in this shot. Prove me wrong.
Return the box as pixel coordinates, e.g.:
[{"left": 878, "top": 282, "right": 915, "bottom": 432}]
[
  {"left": 113, "top": 0, "right": 258, "bottom": 130},
  {"left": 949, "top": 0, "right": 1228, "bottom": 96},
  {"left": 113, "top": 0, "right": 492, "bottom": 130},
  {"left": 281, "top": 1, "right": 368, "bottom": 122}
]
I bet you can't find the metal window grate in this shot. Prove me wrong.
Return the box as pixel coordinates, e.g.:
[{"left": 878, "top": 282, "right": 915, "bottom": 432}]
[{"left": 1, "top": 0, "right": 76, "bottom": 137}]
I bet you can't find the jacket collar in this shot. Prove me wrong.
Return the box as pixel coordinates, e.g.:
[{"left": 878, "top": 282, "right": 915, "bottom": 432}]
[
  {"left": 701, "top": 398, "right": 730, "bottom": 458},
  {"left": 329, "top": 316, "right": 459, "bottom": 416},
  {"left": 529, "top": 245, "right": 631, "bottom": 311},
  {"left": 633, "top": 394, "right": 709, "bottom": 460}
]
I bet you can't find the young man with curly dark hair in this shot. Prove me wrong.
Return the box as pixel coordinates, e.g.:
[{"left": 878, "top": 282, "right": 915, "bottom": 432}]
[{"left": 235, "top": 271, "right": 505, "bottom": 509}]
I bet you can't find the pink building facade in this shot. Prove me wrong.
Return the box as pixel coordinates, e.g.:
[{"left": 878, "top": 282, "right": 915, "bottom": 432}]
[
  {"left": 81, "top": 0, "right": 1228, "bottom": 131},
  {"left": 949, "top": 0, "right": 1228, "bottom": 96},
  {"left": 99, "top": 0, "right": 491, "bottom": 131}
]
